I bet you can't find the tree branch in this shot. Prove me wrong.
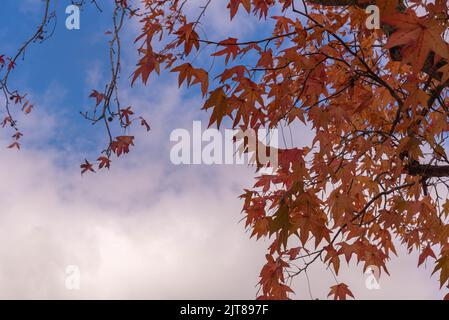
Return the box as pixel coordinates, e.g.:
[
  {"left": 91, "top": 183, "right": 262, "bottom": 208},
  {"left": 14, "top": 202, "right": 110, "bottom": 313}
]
[{"left": 406, "top": 163, "right": 449, "bottom": 178}]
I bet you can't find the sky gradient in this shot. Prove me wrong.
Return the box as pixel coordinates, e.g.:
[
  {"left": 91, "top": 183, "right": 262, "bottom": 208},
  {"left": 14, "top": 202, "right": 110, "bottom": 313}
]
[{"left": 0, "top": 0, "right": 445, "bottom": 299}]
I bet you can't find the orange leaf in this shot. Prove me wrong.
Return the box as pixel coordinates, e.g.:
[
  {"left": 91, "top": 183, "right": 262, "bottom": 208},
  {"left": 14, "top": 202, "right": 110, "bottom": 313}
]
[
  {"left": 418, "top": 245, "right": 437, "bottom": 267},
  {"left": 7, "top": 141, "right": 20, "bottom": 150},
  {"left": 97, "top": 156, "right": 111, "bottom": 170},
  {"left": 212, "top": 38, "right": 239, "bottom": 64},
  {"left": 89, "top": 90, "right": 104, "bottom": 107},
  {"left": 328, "top": 283, "right": 354, "bottom": 300},
  {"left": 80, "top": 160, "right": 95, "bottom": 175},
  {"left": 383, "top": 12, "right": 449, "bottom": 73}
]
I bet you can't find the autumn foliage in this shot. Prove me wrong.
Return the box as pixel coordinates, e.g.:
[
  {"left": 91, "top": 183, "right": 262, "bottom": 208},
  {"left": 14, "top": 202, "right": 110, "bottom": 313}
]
[{"left": 2, "top": 0, "right": 449, "bottom": 299}]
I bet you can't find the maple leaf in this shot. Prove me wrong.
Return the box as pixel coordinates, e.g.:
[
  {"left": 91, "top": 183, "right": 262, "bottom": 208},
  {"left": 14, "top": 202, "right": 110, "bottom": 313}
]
[
  {"left": 190, "top": 68, "right": 209, "bottom": 97},
  {"left": 202, "top": 87, "right": 232, "bottom": 129},
  {"left": 97, "top": 156, "right": 111, "bottom": 170},
  {"left": 12, "top": 94, "right": 24, "bottom": 105},
  {"left": 140, "top": 117, "right": 151, "bottom": 132},
  {"left": 12, "top": 132, "right": 23, "bottom": 140},
  {"left": 376, "top": 0, "right": 400, "bottom": 15},
  {"left": 131, "top": 45, "right": 160, "bottom": 85},
  {"left": 175, "top": 23, "right": 200, "bottom": 55},
  {"left": 251, "top": 218, "right": 269, "bottom": 240},
  {"left": 268, "top": 201, "right": 293, "bottom": 249},
  {"left": 7, "top": 142, "right": 20, "bottom": 150},
  {"left": 432, "top": 256, "right": 449, "bottom": 288},
  {"left": 22, "top": 101, "right": 33, "bottom": 114},
  {"left": 80, "top": 160, "right": 95, "bottom": 175},
  {"left": 324, "top": 246, "right": 341, "bottom": 274},
  {"left": 228, "top": 0, "right": 251, "bottom": 20},
  {"left": 1, "top": 117, "right": 11, "bottom": 128},
  {"left": 418, "top": 245, "right": 437, "bottom": 267},
  {"left": 328, "top": 283, "right": 354, "bottom": 300},
  {"left": 120, "top": 106, "right": 134, "bottom": 126},
  {"left": 7, "top": 59, "right": 15, "bottom": 71},
  {"left": 288, "top": 247, "right": 301, "bottom": 260},
  {"left": 212, "top": 38, "right": 239, "bottom": 64},
  {"left": 171, "top": 63, "right": 209, "bottom": 97},
  {"left": 111, "top": 136, "right": 135, "bottom": 157},
  {"left": 89, "top": 90, "right": 104, "bottom": 107},
  {"left": 383, "top": 11, "right": 449, "bottom": 73},
  {"left": 220, "top": 66, "right": 246, "bottom": 83},
  {"left": 443, "top": 200, "right": 449, "bottom": 219}
]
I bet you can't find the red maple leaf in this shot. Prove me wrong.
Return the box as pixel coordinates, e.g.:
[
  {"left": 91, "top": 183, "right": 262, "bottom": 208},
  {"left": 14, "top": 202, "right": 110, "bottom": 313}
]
[
  {"left": 97, "top": 156, "right": 111, "bottom": 169},
  {"left": 120, "top": 107, "right": 134, "bottom": 126},
  {"left": 80, "top": 159, "right": 95, "bottom": 175},
  {"left": 7, "top": 141, "right": 20, "bottom": 150},
  {"left": 140, "top": 117, "right": 151, "bottom": 132},
  {"left": 418, "top": 245, "right": 437, "bottom": 267},
  {"left": 328, "top": 283, "right": 354, "bottom": 300},
  {"left": 111, "top": 136, "right": 135, "bottom": 157},
  {"left": 89, "top": 90, "right": 105, "bottom": 107}
]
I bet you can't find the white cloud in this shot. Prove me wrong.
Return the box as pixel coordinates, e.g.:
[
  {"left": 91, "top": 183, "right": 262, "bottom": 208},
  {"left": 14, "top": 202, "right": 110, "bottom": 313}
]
[
  {"left": 0, "top": 83, "right": 444, "bottom": 299},
  {"left": 0, "top": 136, "right": 269, "bottom": 299},
  {"left": 183, "top": 0, "right": 256, "bottom": 39}
]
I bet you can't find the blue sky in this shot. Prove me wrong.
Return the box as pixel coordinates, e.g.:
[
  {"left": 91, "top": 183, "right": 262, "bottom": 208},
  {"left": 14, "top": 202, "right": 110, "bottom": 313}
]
[
  {"left": 0, "top": 0, "right": 266, "bottom": 158},
  {"left": 1, "top": 0, "right": 136, "bottom": 155}
]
